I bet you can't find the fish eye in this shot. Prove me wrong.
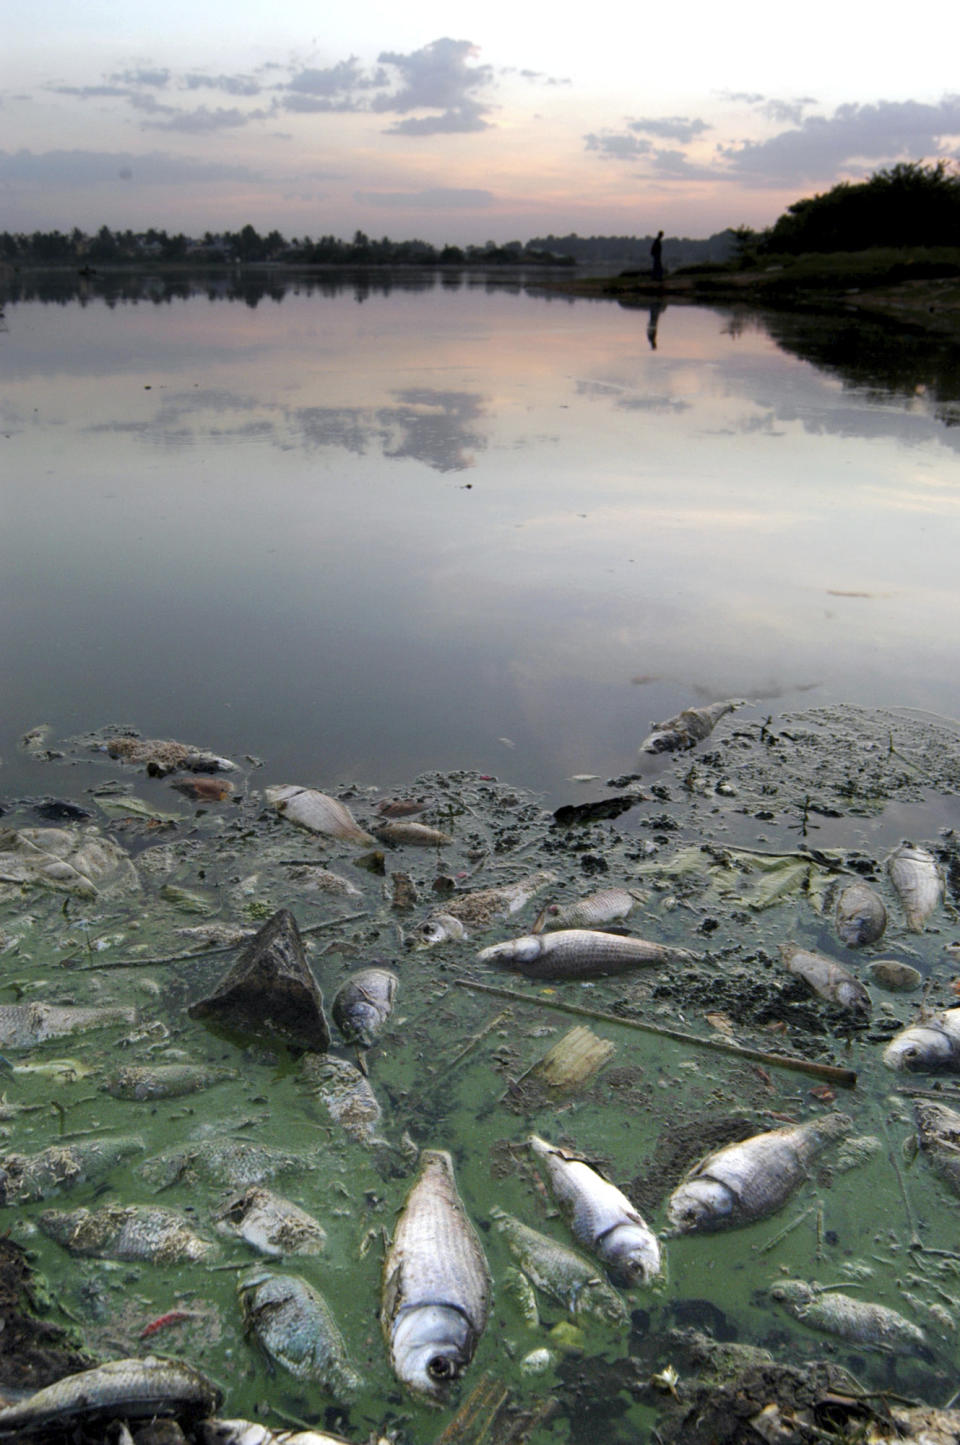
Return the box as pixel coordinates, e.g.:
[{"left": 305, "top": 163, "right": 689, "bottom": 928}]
[{"left": 428, "top": 1355, "right": 458, "bottom": 1381}]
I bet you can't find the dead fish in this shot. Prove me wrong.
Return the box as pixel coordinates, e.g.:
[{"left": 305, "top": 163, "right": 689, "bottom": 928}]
[
  {"left": 490, "top": 1207, "right": 628, "bottom": 1327},
  {"left": 265, "top": 786, "right": 376, "bottom": 846},
  {"left": 176, "top": 923, "right": 252, "bottom": 948},
  {"left": 770, "top": 1279, "right": 927, "bottom": 1353},
  {"left": 638, "top": 699, "right": 743, "bottom": 756},
  {"left": 377, "top": 797, "right": 430, "bottom": 818},
  {"left": 1, "top": 1135, "right": 144, "bottom": 1205},
  {"left": 381, "top": 1149, "right": 491, "bottom": 1401},
  {"left": 332, "top": 966, "right": 398, "bottom": 1046},
  {"left": 286, "top": 866, "right": 363, "bottom": 899},
  {"left": 0, "top": 1356, "right": 222, "bottom": 1440},
  {"left": 914, "top": 1098, "right": 960, "bottom": 1196},
  {"left": 886, "top": 842, "right": 942, "bottom": 932},
  {"left": 0, "top": 825, "right": 141, "bottom": 898},
  {"left": 238, "top": 1268, "right": 361, "bottom": 1400},
  {"left": 140, "top": 1137, "right": 303, "bottom": 1191},
  {"left": 667, "top": 1113, "right": 853, "bottom": 1233},
  {"left": 0, "top": 1001, "right": 137, "bottom": 1049},
  {"left": 478, "top": 928, "right": 697, "bottom": 979},
  {"left": 545, "top": 888, "right": 639, "bottom": 930},
  {"left": 39, "top": 1202, "right": 215, "bottom": 1263},
  {"left": 201, "top": 1420, "right": 355, "bottom": 1445},
  {"left": 374, "top": 821, "right": 453, "bottom": 848},
  {"left": 301, "top": 1053, "right": 384, "bottom": 1144},
  {"left": 412, "top": 871, "right": 557, "bottom": 948},
  {"left": 779, "top": 943, "right": 871, "bottom": 1016},
  {"left": 865, "top": 959, "right": 922, "bottom": 992},
  {"left": 106, "top": 736, "right": 236, "bottom": 775},
  {"left": 834, "top": 880, "right": 887, "bottom": 947},
  {"left": 528, "top": 1134, "right": 661, "bottom": 1285},
  {"left": 103, "top": 1062, "right": 237, "bottom": 1101},
  {"left": 214, "top": 1185, "right": 327, "bottom": 1257},
  {"left": 883, "top": 1008, "right": 960, "bottom": 1071},
  {"left": 170, "top": 776, "right": 235, "bottom": 802}
]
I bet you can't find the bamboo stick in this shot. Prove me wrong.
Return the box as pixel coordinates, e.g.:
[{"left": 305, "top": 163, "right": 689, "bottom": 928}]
[{"left": 453, "top": 978, "right": 857, "bottom": 1087}]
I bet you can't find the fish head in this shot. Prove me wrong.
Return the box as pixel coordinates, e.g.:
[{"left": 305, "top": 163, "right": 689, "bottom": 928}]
[
  {"left": 411, "top": 914, "right": 465, "bottom": 949},
  {"left": 883, "top": 1024, "right": 954, "bottom": 1071},
  {"left": 477, "top": 936, "right": 543, "bottom": 967},
  {"left": 666, "top": 1178, "right": 733, "bottom": 1233},
  {"left": 769, "top": 1279, "right": 814, "bottom": 1309},
  {"left": 391, "top": 1304, "right": 474, "bottom": 1400},
  {"left": 603, "top": 1223, "right": 662, "bottom": 1286}
]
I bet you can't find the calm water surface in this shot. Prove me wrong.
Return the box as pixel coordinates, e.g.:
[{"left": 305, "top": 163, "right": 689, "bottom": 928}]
[{"left": 4, "top": 273, "right": 960, "bottom": 803}]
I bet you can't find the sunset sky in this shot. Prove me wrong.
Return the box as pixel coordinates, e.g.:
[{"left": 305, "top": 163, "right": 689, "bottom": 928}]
[{"left": 4, "top": 0, "right": 960, "bottom": 244}]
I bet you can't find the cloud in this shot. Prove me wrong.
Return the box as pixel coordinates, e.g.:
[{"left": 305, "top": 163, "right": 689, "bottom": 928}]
[
  {"left": 354, "top": 187, "right": 493, "bottom": 208},
  {"left": 182, "top": 73, "right": 263, "bottom": 97},
  {"left": 0, "top": 147, "right": 262, "bottom": 187},
  {"left": 584, "top": 131, "right": 652, "bottom": 159},
  {"left": 283, "top": 56, "right": 385, "bottom": 111},
  {"left": 137, "top": 103, "right": 274, "bottom": 133},
  {"left": 721, "top": 95, "right": 960, "bottom": 184},
  {"left": 48, "top": 84, "right": 137, "bottom": 99},
  {"left": 629, "top": 116, "right": 711, "bottom": 143},
  {"left": 761, "top": 97, "right": 818, "bottom": 125},
  {"left": 373, "top": 38, "right": 494, "bottom": 134},
  {"left": 108, "top": 67, "right": 171, "bottom": 89}
]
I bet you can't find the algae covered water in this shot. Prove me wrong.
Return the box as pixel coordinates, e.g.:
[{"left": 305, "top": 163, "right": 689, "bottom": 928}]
[{"left": 2, "top": 703, "right": 960, "bottom": 1444}]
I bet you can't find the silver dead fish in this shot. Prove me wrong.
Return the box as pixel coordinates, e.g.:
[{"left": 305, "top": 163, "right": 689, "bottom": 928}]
[
  {"left": 301, "top": 1053, "right": 384, "bottom": 1144},
  {"left": 834, "top": 880, "right": 887, "bottom": 947},
  {"left": 478, "top": 928, "right": 697, "bottom": 979},
  {"left": 779, "top": 943, "right": 871, "bottom": 1016},
  {"left": 238, "top": 1268, "right": 361, "bottom": 1400},
  {"left": 886, "top": 842, "right": 942, "bottom": 932},
  {"left": 770, "top": 1278, "right": 927, "bottom": 1352},
  {"left": 200, "top": 1424, "right": 356, "bottom": 1445},
  {"left": 544, "top": 887, "right": 638, "bottom": 930},
  {"left": 0, "top": 1356, "right": 221, "bottom": 1440},
  {"left": 140, "top": 1136, "right": 303, "bottom": 1191},
  {"left": 265, "top": 786, "right": 376, "bottom": 846},
  {"left": 638, "top": 699, "right": 742, "bottom": 756},
  {"left": 0, "top": 1001, "right": 137, "bottom": 1049},
  {"left": 914, "top": 1098, "right": 960, "bottom": 1197},
  {"left": 103, "top": 1061, "right": 237, "bottom": 1100},
  {"left": 412, "top": 870, "right": 558, "bottom": 948},
  {"left": 667, "top": 1113, "right": 853, "bottom": 1233},
  {"left": 528, "top": 1134, "right": 661, "bottom": 1285},
  {"left": 39, "top": 1202, "right": 215, "bottom": 1263},
  {"left": 215, "top": 1185, "right": 327, "bottom": 1257},
  {"left": 883, "top": 1007, "right": 960, "bottom": 1072},
  {"left": 1, "top": 1135, "right": 144, "bottom": 1205},
  {"left": 374, "top": 821, "right": 453, "bottom": 848},
  {"left": 490, "top": 1207, "right": 628, "bottom": 1327},
  {"left": 332, "top": 966, "right": 398, "bottom": 1046},
  {"left": 381, "top": 1149, "right": 491, "bottom": 1400}
]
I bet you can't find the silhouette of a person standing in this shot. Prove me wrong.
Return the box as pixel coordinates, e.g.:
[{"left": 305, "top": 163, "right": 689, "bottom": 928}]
[{"left": 651, "top": 230, "right": 664, "bottom": 283}]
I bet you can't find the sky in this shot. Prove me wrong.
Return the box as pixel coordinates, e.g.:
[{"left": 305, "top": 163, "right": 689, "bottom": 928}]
[{"left": 3, "top": 0, "right": 960, "bottom": 245}]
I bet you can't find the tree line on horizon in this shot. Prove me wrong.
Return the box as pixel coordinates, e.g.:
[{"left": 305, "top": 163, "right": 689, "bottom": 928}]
[{"left": 2, "top": 162, "right": 958, "bottom": 272}]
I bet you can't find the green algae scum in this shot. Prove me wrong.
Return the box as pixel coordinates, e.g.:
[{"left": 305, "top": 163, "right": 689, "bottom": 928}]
[{"left": 4, "top": 706, "right": 960, "bottom": 1443}]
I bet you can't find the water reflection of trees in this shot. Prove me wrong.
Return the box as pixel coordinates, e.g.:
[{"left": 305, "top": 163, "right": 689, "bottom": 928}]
[{"left": 759, "top": 310, "right": 960, "bottom": 426}]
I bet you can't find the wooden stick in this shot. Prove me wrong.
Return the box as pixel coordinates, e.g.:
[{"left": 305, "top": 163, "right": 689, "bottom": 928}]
[{"left": 453, "top": 978, "right": 857, "bottom": 1088}]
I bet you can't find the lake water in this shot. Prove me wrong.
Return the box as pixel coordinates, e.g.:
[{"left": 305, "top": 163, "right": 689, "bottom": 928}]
[
  {"left": 4, "top": 274, "right": 960, "bottom": 1445},
  {"left": 4, "top": 272, "right": 960, "bottom": 806}
]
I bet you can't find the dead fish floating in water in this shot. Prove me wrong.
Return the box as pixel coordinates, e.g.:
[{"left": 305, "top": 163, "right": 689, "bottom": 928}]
[
  {"left": 0, "top": 1356, "right": 222, "bottom": 1440},
  {"left": 381, "top": 1149, "right": 491, "bottom": 1401},
  {"left": 490, "top": 1207, "right": 628, "bottom": 1327},
  {"left": 883, "top": 1007, "right": 960, "bottom": 1072},
  {"left": 0, "top": 1001, "right": 137, "bottom": 1049},
  {"left": 103, "top": 1062, "right": 237, "bottom": 1101},
  {"left": 374, "top": 821, "right": 453, "bottom": 848},
  {"left": 914, "top": 1098, "right": 960, "bottom": 1197},
  {"left": 411, "top": 870, "right": 558, "bottom": 948},
  {"left": 265, "top": 786, "right": 376, "bottom": 846},
  {"left": 833, "top": 880, "right": 887, "bottom": 947},
  {"left": 667, "top": 1113, "right": 852, "bottom": 1233},
  {"left": 779, "top": 943, "right": 871, "bottom": 1017},
  {"left": 332, "top": 966, "right": 398, "bottom": 1046},
  {"left": 770, "top": 1279, "right": 927, "bottom": 1353},
  {"left": 201, "top": 1424, "right": 356, "bottom": 1445},
  {"left": 638, "top": 699, "right": 744, "bottom": 756},
  {"left": 544, "top": 887, "right": 639, "bottom": 930},
  {"left": 238, "top": 1268, "right": 361, "bottom": 1400},
  {"left": 528, "top": 1134, "right": 661, "bottom": 1285},
  {"left": 214, "top": 1185, "right": 327, "bottom": 1258},
  {"left": 39, "top": 1202, "right": 215, "bottom": 1263},
  {"left": 301, "top": 1053, "right": 385, "bottom": 1145},
  {"left": 1, "top": 1135, "right": 144, "bottom": 1205},
  {"left": 886, "top": 842, "right": 942, "bottom": 932},
  {"left": 105, "top": 735, "right": 237, "bottom": 776},
  {"left": 478, "top": 928, "right": 697, "bottom": 979}
]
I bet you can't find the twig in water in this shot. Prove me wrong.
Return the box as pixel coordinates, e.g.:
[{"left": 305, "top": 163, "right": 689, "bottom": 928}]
[{"left": 756, "top": 1205, "right": 816, "bottom": 1256}]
